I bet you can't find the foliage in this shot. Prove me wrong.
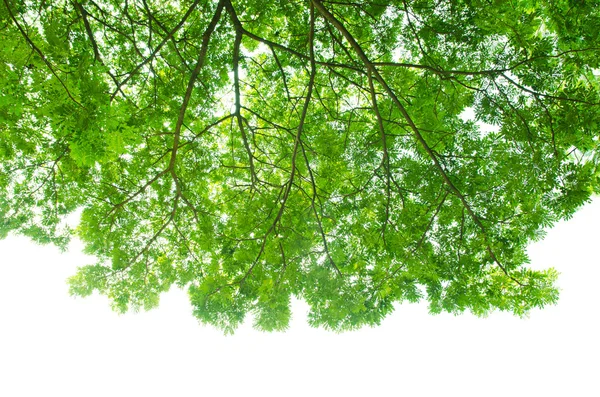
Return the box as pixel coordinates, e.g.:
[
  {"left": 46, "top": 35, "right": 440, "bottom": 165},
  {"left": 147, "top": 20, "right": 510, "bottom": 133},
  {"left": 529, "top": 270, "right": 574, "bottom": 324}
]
[{"left": 1, "top": 0, "right": 599, "bottom": 333}]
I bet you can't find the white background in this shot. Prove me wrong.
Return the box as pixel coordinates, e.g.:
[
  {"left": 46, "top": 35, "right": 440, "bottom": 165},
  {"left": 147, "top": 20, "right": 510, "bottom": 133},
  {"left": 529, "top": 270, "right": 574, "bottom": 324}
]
[{"left": 1, "top": 199, "right": 598, "bottom": 396}]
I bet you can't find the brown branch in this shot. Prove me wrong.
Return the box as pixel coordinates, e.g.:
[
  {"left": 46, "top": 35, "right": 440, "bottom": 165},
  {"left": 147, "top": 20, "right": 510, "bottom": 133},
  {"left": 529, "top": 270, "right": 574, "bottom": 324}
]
[
  {"left": 121, "top": 194, "right": 180, "bottom": 272},
  {"left": 224, "top": 1, "right": 259, "bottom": 185},
  {"left": 374, "top": 61, "right": 509, "bottom": 76},
  {"left": 214, "top": 0, "right": 322, "bottom": 293},
  {"left": 106, "top": 169, "right": 169, "bottom": 217},
  {"left": 300, "top": 140, "right": 342, "bottom": 277},
  {"left": 233, "top": 33, "right": 258, "bottom": 184},
  {"left": 500, "top": 72, "right": 598, "bottom": 105},
  {"left": 178, "top": 114, "right": 235, "bottom": 149},
  {"left": 295, "top": 5, "right": 341, "bottom": 276},
  {"left": 71, "top": 0, "right": 130, "bottom": 100},
  {"left": 143, "top": 1, "right": 193, "bottom": 72},
  {"left": 4, "top": 0, "right": 84, "bottom": 108},
  {"left": 367, "top": 70, "right": 391, "bottom": 244},
  {"left": 72, "top": 0, "right": 101, "bottom": 61},
  {"left": 236, "top": 26, "right": 362, "bottom": 72},
  {"left": 372, "top": 189, "right": 448, "bottom": 295},
  {"left": 312, "top": 0, "right": 526, "bottom": 286},
  {"left": 270, "top": 46, "right": 291, "bottom": 101},
  {"left": 111, "top": 0, "right": 205, "bottom": 98},
  {"left": 168, "top": 0, "right": 224, "bottom": 172},
  {"left": 415, "top": 191, "right": 449, "bottom": 251}
]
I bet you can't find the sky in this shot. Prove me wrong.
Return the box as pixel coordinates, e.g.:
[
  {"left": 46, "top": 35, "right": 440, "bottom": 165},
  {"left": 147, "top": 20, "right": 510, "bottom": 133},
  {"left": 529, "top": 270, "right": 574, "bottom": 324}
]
[{"left": 1, "top": 198, "right": 599, "bottom": 397}]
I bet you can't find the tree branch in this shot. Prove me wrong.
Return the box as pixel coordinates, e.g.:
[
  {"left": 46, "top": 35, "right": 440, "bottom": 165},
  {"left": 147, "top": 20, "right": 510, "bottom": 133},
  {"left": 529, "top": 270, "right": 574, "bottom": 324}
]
[
  {"left": 4, "top": 0, "right": 84, "bottom": 108},
  {"left": 312, "top": 0, "right": 526, "bottom": 286}
]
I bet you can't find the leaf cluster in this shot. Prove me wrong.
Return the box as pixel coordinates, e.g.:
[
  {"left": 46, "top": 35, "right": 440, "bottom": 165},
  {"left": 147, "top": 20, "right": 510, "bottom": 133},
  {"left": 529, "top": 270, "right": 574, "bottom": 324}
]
[{"left": 1, "top": 0, "right": 599, "bottom": 332}]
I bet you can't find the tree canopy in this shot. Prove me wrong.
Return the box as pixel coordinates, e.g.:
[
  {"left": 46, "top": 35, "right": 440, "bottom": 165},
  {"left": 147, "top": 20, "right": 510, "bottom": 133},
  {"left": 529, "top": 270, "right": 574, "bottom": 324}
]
[{"left": 1, "top": 0, "right": 599, "bottom": 333}]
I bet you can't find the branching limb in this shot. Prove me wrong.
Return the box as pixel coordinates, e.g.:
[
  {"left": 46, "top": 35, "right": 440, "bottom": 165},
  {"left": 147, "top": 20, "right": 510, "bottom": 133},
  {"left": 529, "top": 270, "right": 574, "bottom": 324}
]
[
  {"left": 312, "top": 0, "right": 526, "bottom": 286},
  {"left": 4, "top": 0, "right": 84, "bottom": 108},
  {"left": 300, "top": 140, "right": 342, "bottom": 276},
  {"left": 111, "top": 0, "right": 205, "bottom": 98},
  {"left": 169, "top": 0, "right": 225, "bottom": 172},
  {"left": 211, "top": 1, "right": 322, "bottom": 294},
  {"left": 368, "top": 70, "right": 392, "bottom": 244}
]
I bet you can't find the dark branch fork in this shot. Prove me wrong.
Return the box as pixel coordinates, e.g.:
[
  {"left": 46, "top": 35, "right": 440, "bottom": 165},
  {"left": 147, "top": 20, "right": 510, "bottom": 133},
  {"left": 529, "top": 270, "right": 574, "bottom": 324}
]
[
  {"left": 367, "top": 70, "right": 392, "bottom": 245},
  {"left": 235, "top": 0, "right": 326, "bottom": 282},
  {"left": 4, "top": 0, "right": 84, "bottom": 108},
  {"left": 110, "top": 0, "right": 204, "bottom": 99},
  {"left": 311, "top": 0, "right": 527, "bottom": 286},
  {"left": 205, "top": 0, "right": 343, "bottom": 301},
  {"left": 101, "top": 0, "right": 225, "bottom": 274},
  {"left": 230, "top": 24, "right": 258, "bottom": 185}
]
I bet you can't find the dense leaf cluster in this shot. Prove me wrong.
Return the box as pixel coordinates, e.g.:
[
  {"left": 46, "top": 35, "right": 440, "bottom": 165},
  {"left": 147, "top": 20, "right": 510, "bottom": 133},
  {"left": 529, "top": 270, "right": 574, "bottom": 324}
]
[{"left": 1, "top": 0, "right": 599, "bottom": 332}]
